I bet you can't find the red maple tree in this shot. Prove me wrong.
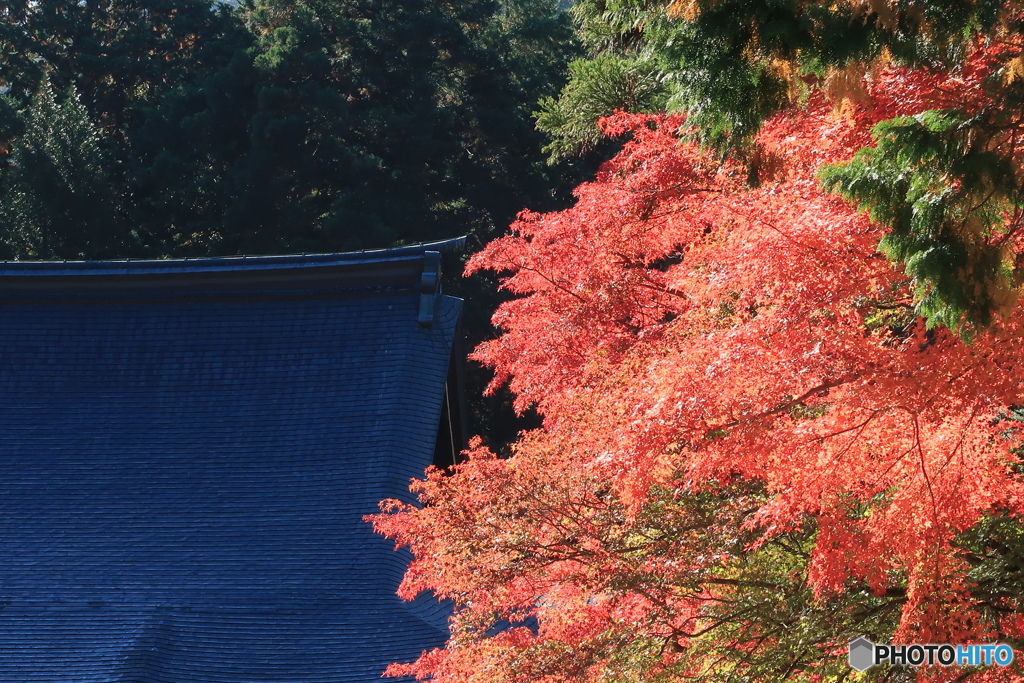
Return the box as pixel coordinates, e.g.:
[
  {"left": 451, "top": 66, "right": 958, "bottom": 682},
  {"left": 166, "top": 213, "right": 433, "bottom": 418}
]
[{"left": 371, "top": 43, "right": 1024, "bottom": 682}]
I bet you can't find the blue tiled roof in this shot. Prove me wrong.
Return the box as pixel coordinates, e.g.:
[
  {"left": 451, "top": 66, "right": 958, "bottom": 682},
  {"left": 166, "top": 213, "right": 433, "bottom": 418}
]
[{"left": 0, "top": 242, "right": 462, "bottom": 682}]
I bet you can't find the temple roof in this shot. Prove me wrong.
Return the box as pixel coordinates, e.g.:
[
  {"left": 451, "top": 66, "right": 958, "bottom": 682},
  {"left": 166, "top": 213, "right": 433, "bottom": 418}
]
[{"left": 0, "top": 239, "right": 463, "bottom": 682}]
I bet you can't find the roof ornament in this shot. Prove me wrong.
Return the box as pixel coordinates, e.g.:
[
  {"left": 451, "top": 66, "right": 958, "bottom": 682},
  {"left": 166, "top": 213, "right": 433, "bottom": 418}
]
[{"left": 418, "top": 251, "right": 442, "bottom": 328}]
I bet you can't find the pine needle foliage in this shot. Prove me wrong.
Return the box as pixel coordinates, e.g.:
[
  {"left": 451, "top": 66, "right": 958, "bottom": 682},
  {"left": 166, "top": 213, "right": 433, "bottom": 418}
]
[
  {"left": 536, "top": 53, "right": 666, "bottom": 161},
  {"left": 0, "top": 80, "right": 131, "bottom": 259},
  {"left": 820, "top": 110, "right": 1023, "bottom": 335}
]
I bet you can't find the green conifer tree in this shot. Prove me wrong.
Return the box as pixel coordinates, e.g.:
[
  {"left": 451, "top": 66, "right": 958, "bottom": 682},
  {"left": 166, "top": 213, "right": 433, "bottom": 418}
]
[
  {"left": 0, "top": 80, "right": 131, "bottom": 258},
  {"left": 0, "top": 0, "right": 246, "bottom": 136},
  {"left": 539, "top": 0, "right": 1024, "bottom": 332},
  {"left": 159, "top": 0, "right": 581, "bottom": 255}
]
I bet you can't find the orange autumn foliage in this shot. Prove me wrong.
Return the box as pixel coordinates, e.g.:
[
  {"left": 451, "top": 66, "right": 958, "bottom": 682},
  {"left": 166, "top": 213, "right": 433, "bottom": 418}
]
[{"left": 371, "top": 48, "right": 1024, "bottom": 682}]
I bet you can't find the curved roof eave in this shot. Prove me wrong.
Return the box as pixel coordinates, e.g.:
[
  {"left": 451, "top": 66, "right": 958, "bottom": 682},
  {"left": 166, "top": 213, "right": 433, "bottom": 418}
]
[
  {"left": 0, "top": 237, "right": 467, "bottom": 298},
  {"left": 0, "top": 237, "right": 467, "bottom": 278}
]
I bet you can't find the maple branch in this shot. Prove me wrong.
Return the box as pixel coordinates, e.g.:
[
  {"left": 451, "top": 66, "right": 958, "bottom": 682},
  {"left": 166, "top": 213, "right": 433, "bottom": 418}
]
[
  {"left": 713, "top": 373, "right": 861, "bottom": 431},
  {"left": 606, "top": 251, "right": 692, "bottom": 301},
  {"left": 863, "top": 425, "right": 921, "bottom": 492},
  {"left": 768, "top": 535, "right": 810, "bottom": 559},
  {"left": 931, "top": 403, "right": 982, "bottom": 483},
  {"left": 494, "top": 256, "right": 590, "bottom": 305},
  {"left": 702, "top": 577, "right": 790, "bottom": 590},
  {"left": 719, "top": 202, "right": 826, "bottom": 257},
  {"left": 621, "top": 183, "right": 722, "bottom": 202},
  {"left": 815, "top": 409, "right": 885, "bottom": 471},
  {"left": 908, "top": 411, "right": 939, "bottom": 535},
  {"left": 848, "top": 595, "right": 906, "bottom": 621},
  {"left": 676, "top": 605, "right": 760, "bottom": 639},
  {"left": 870, "top": 301, "right": 914, "bottom": 310},
  {"left": 953, "top": 670, "right": 978, "bottom": 683},
  {"left": 887, "top": 406, "right": 945, "bottom": 578},
  {"left": 996, "top": 205, "right": 1024, "bottom": 247},
  {"left": 815, "top": 409, "right": 884, "bottom": 442}
]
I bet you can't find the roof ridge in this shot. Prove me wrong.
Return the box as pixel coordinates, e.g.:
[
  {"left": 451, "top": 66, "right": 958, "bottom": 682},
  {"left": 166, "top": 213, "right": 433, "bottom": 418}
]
[{"left": 0, "top": 236, "right": 467, "bottom": 275}]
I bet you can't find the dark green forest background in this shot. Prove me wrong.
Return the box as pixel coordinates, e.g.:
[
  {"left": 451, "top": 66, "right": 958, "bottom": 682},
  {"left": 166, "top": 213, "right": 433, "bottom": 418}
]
[
  {"left": 0, "top": 0, "right": 585, "bottom": 258},
  {"left": 0, "top": 0, "right": 587, "bottom": 444}
]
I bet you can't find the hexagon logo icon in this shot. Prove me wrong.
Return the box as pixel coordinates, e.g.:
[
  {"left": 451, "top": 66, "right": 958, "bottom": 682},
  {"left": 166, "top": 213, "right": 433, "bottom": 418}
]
[{"left": 848, "top": 636, "right": 876, "bottom": 671}]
